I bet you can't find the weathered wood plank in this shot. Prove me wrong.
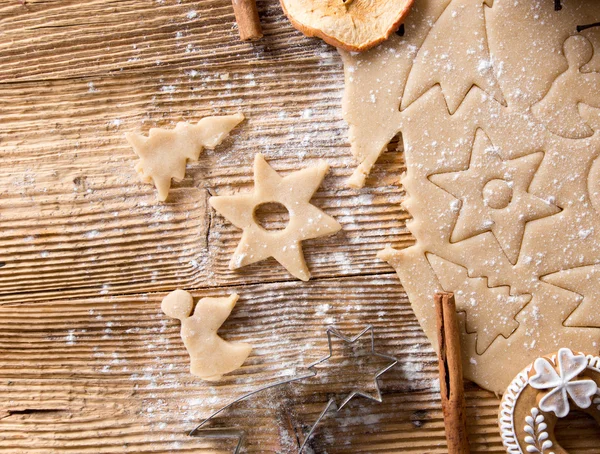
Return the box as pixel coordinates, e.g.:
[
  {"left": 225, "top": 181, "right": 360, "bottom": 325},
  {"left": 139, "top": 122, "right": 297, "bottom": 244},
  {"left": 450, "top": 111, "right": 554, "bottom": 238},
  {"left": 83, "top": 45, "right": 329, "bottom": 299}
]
[
  {"left": 0, "top": 0, "right": 409, "bottom": 303},
  {"left": 0, "top": 275, "right": 499, "bottom": 453},
  {"left": 0, "top": 0, "right": 311, "bottom": 83},
  {"left": 3, "top": 1, "right": 597, "bottom": 453},
  {"left": 0, "top": 36, "right": 410, "bottom": 303},
  {"left": 2, "top": 275, "right": 596, "bottom": 452},
  {"left": 0, "top": 275, "right": 433, "bottom": 452}
]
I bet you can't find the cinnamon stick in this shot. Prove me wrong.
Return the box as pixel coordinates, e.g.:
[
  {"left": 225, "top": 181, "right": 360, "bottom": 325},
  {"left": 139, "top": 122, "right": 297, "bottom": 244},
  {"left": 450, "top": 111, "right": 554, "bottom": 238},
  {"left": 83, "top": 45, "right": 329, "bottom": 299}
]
[
  {"left": 434, "top": 292, "right": 470, "bottom": 454},
  {"left": 232, "top": 0, "right": 263, "bottom": 41}
]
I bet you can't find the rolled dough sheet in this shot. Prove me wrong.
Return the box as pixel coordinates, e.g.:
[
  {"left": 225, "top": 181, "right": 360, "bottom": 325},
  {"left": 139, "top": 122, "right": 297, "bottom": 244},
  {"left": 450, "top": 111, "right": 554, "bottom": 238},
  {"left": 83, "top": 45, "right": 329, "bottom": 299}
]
[{"left": 341, "top": 0, "right": 600, "bottom": 393}]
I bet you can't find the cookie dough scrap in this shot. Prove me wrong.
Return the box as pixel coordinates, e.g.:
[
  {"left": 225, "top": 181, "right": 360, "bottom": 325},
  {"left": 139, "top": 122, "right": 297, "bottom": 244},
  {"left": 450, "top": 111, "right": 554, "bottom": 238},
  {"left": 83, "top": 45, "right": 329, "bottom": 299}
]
[
  {"left": 161, "top": 289, "right": 252, "bottom": 381},
  {"left": 340, "top": 0, "right": 600, "bottom": 393},
  {"left": 210, "top": 154, "right": 341, "bottom": 281},
  {"left": 126, "top": 113, "right": 244, "bottom": 201}
]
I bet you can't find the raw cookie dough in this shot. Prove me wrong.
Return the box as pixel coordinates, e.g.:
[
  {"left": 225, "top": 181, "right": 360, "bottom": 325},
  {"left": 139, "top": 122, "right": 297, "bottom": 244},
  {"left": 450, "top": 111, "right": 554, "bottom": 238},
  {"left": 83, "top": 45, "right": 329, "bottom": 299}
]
[
  {"left": 209, "top": 153, "right": 341, "bottom": 281},
  {"left": 499, "top": 348, "right": 600, "bottom": 454},
  {"left": 161, "top": 289, "right": 252, "bottom": 381},
  {"left": 126, "top": 113, "right": 244, "bottom": 201},
  {"left": 341, "top": 0, "right": 600, "bottom": 393}
]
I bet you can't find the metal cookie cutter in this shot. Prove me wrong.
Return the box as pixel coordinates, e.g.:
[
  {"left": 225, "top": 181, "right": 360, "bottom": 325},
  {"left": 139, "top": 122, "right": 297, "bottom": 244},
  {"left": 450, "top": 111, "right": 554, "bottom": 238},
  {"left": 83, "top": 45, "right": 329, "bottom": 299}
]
[{"left": 190, "top": 325, "right": 398, "bottom": 453}]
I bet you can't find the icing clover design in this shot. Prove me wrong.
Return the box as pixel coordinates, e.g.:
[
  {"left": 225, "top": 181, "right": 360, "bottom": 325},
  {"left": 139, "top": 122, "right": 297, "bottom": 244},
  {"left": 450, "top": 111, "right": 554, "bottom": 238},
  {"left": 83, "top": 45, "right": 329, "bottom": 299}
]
[
  {"left": 529, "top": 348, "right": 598, "bottom": 418},
  {"left": 500, "top": 349, "right": 600, "bottom": 454}
]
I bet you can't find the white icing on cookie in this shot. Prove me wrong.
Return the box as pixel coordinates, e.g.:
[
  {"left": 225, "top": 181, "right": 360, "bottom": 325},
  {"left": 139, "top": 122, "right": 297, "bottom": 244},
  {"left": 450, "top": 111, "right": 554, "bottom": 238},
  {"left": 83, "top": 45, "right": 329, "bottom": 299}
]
[
  {"left": 499, "top": 349, "right": 600, "bottom": 454},
  {"left": 530, "top": 348, "right": 598, "bottom": 418}
]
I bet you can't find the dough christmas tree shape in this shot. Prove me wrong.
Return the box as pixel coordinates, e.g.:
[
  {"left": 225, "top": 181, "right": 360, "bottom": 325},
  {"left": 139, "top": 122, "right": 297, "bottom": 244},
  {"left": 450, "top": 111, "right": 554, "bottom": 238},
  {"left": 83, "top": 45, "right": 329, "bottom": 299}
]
[
  {"left": 341, "top": 0, "right": 600, "bottom": 393},
  {"left": 210, "top": 153, "right": 341, "bottom": 281},
  {"left": 126, "top": 113, "right": 244, "bottom": 201}
]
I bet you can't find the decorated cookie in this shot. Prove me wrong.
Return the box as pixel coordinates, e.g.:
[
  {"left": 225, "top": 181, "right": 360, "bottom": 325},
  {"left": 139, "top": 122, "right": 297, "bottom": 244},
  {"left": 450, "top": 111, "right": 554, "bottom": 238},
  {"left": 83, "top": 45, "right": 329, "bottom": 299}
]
[
  {"left": 499, "top": 348, "right": 600, "bottom": 454},
  {"left": 340, "top": 0, "right": 600, "bottom": 393}
]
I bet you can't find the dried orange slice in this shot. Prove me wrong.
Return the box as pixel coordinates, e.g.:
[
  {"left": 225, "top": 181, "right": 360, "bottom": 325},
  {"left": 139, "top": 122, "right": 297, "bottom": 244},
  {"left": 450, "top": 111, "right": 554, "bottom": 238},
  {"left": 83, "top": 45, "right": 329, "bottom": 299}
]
[{"left": 280, "top": 0, "right": 414, "bottom": 52}]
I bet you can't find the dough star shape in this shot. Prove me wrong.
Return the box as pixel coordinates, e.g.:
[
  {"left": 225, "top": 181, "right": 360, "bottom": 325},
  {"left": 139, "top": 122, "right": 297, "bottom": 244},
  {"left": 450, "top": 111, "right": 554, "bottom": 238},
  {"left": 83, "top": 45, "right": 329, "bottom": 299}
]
[
  {"left": 126, "top": 113, "right": 244, "bottom": 201},
  {"left": 209, "top": 154, "right": 341, "bottom": 281},
  {"left": 161, "top": 289, "right": 252, "bottom": 381},
  {"left": 430, "top": 131, "right": 560, "bottom": 264}
]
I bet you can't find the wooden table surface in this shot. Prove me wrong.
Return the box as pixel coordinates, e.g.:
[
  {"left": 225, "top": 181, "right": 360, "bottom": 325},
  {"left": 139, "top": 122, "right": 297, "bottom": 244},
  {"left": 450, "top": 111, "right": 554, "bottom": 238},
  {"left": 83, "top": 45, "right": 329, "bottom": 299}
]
[{"left": 1, "top": 1, "right": 598, "bottom": 452}]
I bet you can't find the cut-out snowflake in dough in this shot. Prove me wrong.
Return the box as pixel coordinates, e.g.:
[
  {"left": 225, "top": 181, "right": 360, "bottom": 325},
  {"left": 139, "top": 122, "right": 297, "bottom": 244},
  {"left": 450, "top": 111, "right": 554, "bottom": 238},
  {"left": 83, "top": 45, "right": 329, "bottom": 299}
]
[{"left": 429, "top": 130, "right": 560, "bottom": 264}]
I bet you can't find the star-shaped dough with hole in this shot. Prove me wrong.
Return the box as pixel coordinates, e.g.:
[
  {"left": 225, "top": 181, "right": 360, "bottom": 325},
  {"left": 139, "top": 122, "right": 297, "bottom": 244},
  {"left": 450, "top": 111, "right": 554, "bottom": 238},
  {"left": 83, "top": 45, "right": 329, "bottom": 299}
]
[
  {"left": 209, "top": 154, "right": 341, "bottom": 281},
  {"left": 429, "top": 130, "right": 560, "bottom": 264}
]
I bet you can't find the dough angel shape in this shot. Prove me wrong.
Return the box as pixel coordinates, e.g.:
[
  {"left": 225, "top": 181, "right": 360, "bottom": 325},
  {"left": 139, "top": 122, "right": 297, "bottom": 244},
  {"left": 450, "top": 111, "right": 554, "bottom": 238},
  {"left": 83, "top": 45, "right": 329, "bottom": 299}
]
[
  {"left": 126, "top": 113, "right": 244, "bottom": 201},
  {"left": 161, "top": 289, "right": 252, "bottom": 381},
  {"left": 210, "top": 154, "right": 341, "bottom": 281}
]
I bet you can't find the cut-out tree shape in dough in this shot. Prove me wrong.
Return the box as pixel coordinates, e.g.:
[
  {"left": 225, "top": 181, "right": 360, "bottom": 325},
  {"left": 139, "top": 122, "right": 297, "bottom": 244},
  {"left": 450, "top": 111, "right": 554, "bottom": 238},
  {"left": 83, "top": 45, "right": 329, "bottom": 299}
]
[
  {"left": 126, "top": 113, "right": 244, "bottom": 201},
  {"left": 209, "top": 154, "right": 341, "bottom": 281},
  {"left": 161, "top": 289, "right": 252, "bottom": 381},
  {"left": 429, "top": 130, "right": 560, "bottom": 264},
  {"left": 532, "top": 35, "right": 600, "bottom": 139},
  {"left": 402, "top": 0, "right": 504, "bottom": 114},
  {"left": 428, "top": 254, "right": 531, "bottom": 354},
  {"left": 342, "top": 0, "right": 600, "bottom": 393},
  {"left": 542, "top": 265, "right": 600, "bottom": 328}
]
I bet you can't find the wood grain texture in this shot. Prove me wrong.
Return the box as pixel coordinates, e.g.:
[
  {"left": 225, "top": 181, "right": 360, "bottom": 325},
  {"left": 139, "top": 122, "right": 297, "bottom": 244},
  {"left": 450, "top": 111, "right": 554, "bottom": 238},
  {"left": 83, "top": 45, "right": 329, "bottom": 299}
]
[{"left": 1, "top": 1, "right": 598, "bottom": 453}]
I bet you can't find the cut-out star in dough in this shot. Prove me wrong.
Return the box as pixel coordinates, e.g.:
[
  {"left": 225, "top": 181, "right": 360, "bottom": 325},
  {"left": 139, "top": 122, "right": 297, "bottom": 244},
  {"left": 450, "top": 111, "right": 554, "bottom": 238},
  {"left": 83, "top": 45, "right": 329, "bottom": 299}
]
[
  {"left": 209, "top": 154, "right": 341, "bottom": 281},
  {"left": 430, "top": 130, "right": 560, "bottom": 264},
  {"left": 126, "top": 113, "right": 244, "bottom": 201},
  {"left": 402, "top": 0, "right": 503, "bottom": 114}
]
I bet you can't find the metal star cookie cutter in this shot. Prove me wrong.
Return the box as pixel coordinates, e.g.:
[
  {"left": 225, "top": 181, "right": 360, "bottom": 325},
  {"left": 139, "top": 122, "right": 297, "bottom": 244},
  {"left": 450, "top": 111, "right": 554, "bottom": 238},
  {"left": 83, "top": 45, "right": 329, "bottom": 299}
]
[{"left": 189, "top": 325, "right": 398, "bottom": 453}]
